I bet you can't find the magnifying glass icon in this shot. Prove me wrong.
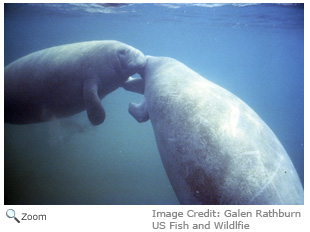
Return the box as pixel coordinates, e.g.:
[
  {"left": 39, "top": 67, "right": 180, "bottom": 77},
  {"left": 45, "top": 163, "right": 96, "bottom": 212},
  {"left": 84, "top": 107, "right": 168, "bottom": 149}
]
[{"left": 6, "top": 209, "right": 20, "bottom": 223}]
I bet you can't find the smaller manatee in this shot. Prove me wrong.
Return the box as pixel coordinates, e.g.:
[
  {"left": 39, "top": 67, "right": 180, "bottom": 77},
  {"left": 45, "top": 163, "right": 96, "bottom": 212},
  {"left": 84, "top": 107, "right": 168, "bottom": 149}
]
[{"left": 5, "top": 40, "right": 146, "bottom": 125}]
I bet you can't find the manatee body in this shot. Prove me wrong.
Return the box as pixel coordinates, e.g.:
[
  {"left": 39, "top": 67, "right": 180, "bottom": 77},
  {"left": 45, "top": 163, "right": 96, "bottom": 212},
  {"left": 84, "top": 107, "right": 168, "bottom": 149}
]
[
  {"left": 125, "top": 56, "right": 304, "bottom": 205},
  {"left": 5, "top": 40, "right": 146, "bottom": 125}
]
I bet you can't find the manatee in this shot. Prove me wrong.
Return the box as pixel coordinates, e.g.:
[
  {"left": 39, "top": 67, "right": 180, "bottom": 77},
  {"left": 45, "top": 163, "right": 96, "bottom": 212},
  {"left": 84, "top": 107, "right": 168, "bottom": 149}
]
[
  {"left": 124, "top": 55, "right": 304, "bottom": 205},
  {"left": 5, "top": 40, "right": 146, "bottom": 125}
]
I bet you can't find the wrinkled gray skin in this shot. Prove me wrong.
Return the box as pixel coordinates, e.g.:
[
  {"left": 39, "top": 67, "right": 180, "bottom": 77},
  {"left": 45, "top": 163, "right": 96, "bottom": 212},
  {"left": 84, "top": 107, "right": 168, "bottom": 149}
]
[
  {"left": 5, "top": 40, "right": 146, "bottom": 125},
  {"left": 124, "top": 56, "right": 304, "bottom": 205}
]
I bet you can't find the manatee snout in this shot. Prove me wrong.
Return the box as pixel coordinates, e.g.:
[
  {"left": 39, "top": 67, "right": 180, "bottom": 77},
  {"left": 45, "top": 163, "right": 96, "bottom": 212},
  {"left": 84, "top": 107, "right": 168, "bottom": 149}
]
[{"left": 118, "top": 46, "right": 147, "bottom": 76}]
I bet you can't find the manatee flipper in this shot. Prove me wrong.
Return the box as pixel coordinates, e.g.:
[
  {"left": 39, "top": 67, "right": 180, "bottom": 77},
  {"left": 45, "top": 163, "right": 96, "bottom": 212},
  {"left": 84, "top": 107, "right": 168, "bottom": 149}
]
[
  {"left": 123, "top": 76, "right": 145, "bottom": 94},
  {"left": 129, "top": 97, "right": 149, "bottom": 123},
  {"left": 83, "top": 79, "right": 105, "bottom": 125}
]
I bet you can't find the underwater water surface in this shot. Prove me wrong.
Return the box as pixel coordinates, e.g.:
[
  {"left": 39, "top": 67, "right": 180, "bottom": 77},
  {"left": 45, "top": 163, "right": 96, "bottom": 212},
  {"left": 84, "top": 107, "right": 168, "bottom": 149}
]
[{"left": 4, "top": 3, "right": 304, "bottom": 204}]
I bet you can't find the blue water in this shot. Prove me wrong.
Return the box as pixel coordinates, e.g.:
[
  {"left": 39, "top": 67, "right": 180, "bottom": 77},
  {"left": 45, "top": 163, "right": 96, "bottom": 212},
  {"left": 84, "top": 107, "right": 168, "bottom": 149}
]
[{"left": 4, "top": 3, "right": 304, "bottom": 205}]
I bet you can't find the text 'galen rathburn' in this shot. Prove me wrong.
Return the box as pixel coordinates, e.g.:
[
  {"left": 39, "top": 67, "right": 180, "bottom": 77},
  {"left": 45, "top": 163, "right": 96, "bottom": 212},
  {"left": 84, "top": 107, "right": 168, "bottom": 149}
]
[
  {"left": 152, "top": 209, "right": 301, "bottom": 219},
  {"left": 225, "top": 209, "right": 301, "bottom": 218}
]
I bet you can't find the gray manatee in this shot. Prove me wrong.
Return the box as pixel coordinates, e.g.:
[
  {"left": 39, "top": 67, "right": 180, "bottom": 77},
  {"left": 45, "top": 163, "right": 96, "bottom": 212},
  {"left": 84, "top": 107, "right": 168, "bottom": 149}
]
[
  {"left": 124, "top": 55, "right": 304, "bottom": 205},
  {"left": 5, "top": 40, "right": 146, "bottom": 125}
]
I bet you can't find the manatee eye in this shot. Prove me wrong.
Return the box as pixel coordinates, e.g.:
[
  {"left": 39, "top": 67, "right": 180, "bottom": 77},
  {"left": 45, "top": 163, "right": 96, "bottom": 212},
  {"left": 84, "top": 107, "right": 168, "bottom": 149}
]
[{"left": 118, "top": 48, "right": 128, "bottom": 56}]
